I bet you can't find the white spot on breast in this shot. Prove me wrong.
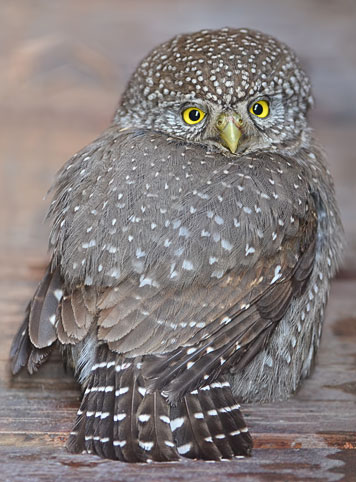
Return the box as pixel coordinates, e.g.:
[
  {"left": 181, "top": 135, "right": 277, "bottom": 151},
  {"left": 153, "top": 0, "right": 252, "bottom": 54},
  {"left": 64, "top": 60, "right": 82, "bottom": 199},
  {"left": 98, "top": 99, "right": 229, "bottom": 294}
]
[
  {"left": 136, "top": 248, "right": 146, "bottom": 258},
  {"left": 212, "top": 232, "right": 221, "bottom": 242},
  {"left": 109, "top": 268, "right": 120, "bottom": 279},
  {"left": 172, "top": 219, "right": 181, "bottom": 229},
  {"left": 245, "top": 244, "right": 255, "bottom": 256},
  {"left": 179, "top": 226, "right": 190, "bottom": 237},
  {"left": 221, "top": 239, "right": 233, "bottom": 251},
  {"left": 82, "top": 239, "right": 96, "bottom": 249},
  {"left": 139, "top": 276, "right": 153, "bottom": 287}
]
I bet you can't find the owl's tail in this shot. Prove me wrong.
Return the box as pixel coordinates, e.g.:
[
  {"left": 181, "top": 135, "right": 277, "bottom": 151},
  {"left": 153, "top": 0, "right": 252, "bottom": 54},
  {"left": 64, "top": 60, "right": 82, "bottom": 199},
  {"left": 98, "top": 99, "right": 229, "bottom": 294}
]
[{"left": 67, "top": 345, "right": 252, "bottom": 462}]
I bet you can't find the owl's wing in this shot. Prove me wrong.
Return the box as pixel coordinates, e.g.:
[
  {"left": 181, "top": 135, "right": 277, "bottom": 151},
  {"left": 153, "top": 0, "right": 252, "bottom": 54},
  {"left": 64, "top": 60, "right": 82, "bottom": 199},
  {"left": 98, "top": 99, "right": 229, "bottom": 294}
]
[
  {"left": 11, "top": 195, "right": 316, "bottom": 399},
  {"left": 86, "top": 202, "right": 316, "bottom": 402},
  {"left": 144, "top": 216, "right": 317, "bottom": 402}
]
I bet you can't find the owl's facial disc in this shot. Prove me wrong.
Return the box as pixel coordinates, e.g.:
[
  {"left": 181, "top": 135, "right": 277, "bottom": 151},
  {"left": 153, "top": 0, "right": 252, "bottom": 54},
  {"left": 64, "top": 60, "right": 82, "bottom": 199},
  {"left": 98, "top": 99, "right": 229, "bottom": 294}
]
[{"left": 216, "top": 112, "right": 243, "bottom": 154}]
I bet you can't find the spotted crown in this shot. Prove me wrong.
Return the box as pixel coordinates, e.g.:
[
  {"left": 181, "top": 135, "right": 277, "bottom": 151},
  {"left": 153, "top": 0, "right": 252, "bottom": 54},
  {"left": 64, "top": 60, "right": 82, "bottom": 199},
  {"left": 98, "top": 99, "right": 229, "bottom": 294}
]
[{"left": 116, "top": 27, "right": 313, "bottom": 128}]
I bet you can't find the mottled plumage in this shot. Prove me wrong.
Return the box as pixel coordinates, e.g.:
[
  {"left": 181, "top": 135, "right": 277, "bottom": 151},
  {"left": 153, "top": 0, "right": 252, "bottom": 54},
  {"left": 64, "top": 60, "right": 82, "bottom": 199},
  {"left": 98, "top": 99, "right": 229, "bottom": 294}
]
[{"left": 10, "top": 27, "right": 343, "bottom": 462}]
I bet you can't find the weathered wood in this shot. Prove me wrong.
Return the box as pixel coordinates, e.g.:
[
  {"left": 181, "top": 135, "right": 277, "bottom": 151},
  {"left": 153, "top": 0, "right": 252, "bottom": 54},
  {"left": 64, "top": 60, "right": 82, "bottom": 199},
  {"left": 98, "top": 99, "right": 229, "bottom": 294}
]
[{"left": 0, "top": 0, "right": 355, "bottom": 480}]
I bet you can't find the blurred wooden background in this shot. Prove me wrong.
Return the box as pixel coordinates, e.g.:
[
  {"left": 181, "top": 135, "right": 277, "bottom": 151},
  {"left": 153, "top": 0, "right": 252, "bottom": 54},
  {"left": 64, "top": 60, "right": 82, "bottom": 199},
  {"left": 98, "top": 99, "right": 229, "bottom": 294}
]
[{"left": 0, "top": 1, "right": 355, "bottom": 480}]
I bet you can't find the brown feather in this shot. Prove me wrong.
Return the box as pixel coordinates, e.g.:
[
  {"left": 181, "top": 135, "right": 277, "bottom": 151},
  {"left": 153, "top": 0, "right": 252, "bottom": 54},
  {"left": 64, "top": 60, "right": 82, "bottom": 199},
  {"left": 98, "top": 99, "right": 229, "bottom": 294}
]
[
  {"left": 137, "top": 392, "right": 179, "bottom": 461},
  {"left": 28, "top": 267, "right": 62, "bottom": 349},
  {"left": 60, "top": 293, "right": 91, "bottom": 342},
  {"left": 10, "top": 312, "right": 32, "bottom": 374},
  {"left": 71, "top": 289, "right": 93, "bottom": 330}
]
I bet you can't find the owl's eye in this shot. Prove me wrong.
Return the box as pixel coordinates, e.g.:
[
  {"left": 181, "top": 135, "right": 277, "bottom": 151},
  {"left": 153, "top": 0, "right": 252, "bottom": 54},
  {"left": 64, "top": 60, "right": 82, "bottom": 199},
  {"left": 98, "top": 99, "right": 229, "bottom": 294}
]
[
  {"left": 182, "top": 107, "right": 206, "bottom": 125},
  {"left": 250, "top": 100, "right": 269, "bottom": 118}
]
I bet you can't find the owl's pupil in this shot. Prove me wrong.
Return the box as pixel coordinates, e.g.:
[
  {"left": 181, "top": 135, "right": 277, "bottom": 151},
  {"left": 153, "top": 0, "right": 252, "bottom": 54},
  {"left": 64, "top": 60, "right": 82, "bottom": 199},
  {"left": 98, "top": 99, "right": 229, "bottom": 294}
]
[
  {"left": 189, "top": 110, "right": 201, "bottom": 122},
  {"left": 253, "top": 103, "right": 263, "bottom": 116}
]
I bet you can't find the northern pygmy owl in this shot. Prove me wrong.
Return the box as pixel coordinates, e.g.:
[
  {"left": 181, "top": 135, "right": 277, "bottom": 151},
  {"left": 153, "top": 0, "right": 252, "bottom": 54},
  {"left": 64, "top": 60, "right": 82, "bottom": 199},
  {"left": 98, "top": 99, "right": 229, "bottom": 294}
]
[{"left": 11, "top": 28, "right": 343, "bottom": 462}]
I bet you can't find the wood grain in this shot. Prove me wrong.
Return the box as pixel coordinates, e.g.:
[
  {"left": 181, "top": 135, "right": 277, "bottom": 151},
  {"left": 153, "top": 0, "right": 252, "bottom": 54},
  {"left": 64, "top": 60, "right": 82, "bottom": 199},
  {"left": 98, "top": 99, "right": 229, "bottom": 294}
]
[{"left": 0, "top": 1, "right": 355, "bottom": 480}]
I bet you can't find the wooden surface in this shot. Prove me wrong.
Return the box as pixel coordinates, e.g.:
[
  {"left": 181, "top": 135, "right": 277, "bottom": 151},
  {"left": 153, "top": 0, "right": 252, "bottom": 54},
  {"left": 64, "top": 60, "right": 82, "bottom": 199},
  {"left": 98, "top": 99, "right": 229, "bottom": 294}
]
[{"left": 0, "top": 1, "right": 355, "bottom": 481}]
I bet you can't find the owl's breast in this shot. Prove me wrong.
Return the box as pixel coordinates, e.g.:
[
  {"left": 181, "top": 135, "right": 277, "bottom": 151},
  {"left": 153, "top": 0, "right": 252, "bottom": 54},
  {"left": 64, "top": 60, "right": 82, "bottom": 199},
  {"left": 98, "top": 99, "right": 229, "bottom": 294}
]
[{"left": 49, "top": 129, "right": 313, "bottom": 287}]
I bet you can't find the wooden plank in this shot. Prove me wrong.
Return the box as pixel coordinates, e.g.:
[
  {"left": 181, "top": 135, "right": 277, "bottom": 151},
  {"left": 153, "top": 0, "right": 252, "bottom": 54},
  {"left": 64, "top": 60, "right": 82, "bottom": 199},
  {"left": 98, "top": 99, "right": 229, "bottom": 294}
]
[
  {"left": 0, "top": 446, "right": 355, "bottom": 482},
  {"left": 0, "top": 0, "right": 356, "bottom": 480}
]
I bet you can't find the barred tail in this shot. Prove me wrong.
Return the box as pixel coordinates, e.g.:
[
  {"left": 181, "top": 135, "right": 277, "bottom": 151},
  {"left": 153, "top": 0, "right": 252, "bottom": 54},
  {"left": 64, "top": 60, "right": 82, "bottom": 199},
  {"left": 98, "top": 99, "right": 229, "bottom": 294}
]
[
  {"left": 171, "top": 378, "right": 252, "bottom": 460},
  {"left": 67, "top": 345, "right": 179, "bottom": 462},
  {"left": 67, "top": 345, "right": 252, "bottom": 462}
]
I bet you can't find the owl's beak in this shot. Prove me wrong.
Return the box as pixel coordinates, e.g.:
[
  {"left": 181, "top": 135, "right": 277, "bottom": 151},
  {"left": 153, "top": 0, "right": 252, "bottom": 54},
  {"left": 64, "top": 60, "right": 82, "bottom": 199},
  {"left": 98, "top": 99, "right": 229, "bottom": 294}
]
[{"left": 216, "top": 113, "right": 243, "bottom": 154}]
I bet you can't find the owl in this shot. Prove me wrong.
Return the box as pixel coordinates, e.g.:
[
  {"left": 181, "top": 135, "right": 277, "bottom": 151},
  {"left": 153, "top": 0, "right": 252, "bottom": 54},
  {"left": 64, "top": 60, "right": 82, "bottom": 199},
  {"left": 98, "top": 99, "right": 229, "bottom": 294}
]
[{"left": 10, "top": 28, "right": 343, "bottom": 462}]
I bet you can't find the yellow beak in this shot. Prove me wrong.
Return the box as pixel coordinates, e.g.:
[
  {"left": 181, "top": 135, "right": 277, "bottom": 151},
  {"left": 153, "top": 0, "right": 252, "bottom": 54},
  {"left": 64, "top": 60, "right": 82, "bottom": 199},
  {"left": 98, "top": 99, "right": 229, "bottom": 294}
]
[{"left": 216, "top": 113, "right": 243, "bottom": 154}]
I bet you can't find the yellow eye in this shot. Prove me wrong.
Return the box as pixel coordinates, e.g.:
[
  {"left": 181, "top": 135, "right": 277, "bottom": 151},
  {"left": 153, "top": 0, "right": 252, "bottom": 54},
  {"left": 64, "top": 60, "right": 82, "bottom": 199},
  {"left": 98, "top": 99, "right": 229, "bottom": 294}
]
[
  {"left": 250, "top": 100, "right": 269, "bottom": 118},
  {"left": 182, "top": 107, "right": 206, "bottom": 125}
]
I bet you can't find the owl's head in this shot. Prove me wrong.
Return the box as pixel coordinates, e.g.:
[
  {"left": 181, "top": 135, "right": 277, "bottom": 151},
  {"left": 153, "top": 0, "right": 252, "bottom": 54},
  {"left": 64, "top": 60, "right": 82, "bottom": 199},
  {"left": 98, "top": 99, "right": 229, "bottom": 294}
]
[{"left": 115, "top": 28, "right": 313, "bottom": 155}]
